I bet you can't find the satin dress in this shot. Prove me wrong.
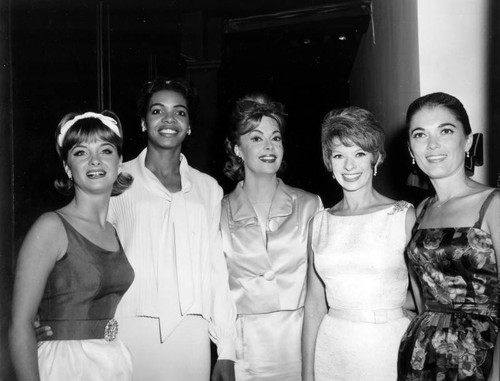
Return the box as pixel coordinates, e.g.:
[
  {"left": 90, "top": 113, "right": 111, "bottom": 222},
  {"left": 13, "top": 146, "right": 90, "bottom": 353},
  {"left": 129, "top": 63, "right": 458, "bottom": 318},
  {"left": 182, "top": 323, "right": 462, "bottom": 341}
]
[{"left": 221, "top": 179, "right": 322, "bottom": 381}]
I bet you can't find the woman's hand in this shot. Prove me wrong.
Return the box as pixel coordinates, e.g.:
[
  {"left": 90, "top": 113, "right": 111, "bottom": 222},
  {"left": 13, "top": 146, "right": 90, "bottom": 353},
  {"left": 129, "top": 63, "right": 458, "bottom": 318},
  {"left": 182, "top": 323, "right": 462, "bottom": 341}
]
[{"left": 33, "top": 315, "right": 53, "bottom": 342}]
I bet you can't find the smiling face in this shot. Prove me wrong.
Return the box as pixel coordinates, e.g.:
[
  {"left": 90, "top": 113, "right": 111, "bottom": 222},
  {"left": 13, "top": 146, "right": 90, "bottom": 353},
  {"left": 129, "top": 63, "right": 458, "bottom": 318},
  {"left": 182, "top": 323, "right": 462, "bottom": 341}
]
[
  {"left": 408, "top": 106, "right": 472, "bottom": 180},
  {"left": 329, "top": 138, "right": 375, "bottom": 192},
  {"left": 142, "top": 89, "right": 190, "bottom": 150},
  {"left": 65, "top": 138, "right": 121, "bottom": 195},
  {"left": 235, "top": 116, "right": 284, "bottom": 178}
]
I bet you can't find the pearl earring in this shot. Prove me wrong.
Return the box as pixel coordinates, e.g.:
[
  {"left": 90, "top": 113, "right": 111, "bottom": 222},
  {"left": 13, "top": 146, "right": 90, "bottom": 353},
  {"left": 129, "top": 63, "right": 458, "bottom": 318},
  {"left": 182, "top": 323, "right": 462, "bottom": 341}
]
[
  {"left": 466, "top": 151, "right": 470, "bottom": 158},
  {"left": 412, "top": 157, "right": 415, "bottom": 165}
]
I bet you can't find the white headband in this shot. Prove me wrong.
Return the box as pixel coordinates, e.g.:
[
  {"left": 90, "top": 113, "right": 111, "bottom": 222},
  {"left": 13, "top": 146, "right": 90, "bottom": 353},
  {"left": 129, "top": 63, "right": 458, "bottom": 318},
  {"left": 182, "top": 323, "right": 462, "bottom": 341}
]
[{"left": 57, "top": 112, "right": 121, "bottom": 147}]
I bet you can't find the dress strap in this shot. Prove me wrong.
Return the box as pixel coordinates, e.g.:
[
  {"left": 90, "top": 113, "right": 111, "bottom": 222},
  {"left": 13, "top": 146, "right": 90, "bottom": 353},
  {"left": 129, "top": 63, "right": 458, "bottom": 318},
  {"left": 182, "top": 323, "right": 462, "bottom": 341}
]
[
  {"left": 413, "top": 197, "right": 432, "bottom": 232},
  {"left": 54, "top": 211, "right": 74, "bottom": 236},
  {"left": 54, "top": 211, "right": 122, "bottom": 253},
  {"left": 473, "top": 189, "right": 499, "bottom": 229}
]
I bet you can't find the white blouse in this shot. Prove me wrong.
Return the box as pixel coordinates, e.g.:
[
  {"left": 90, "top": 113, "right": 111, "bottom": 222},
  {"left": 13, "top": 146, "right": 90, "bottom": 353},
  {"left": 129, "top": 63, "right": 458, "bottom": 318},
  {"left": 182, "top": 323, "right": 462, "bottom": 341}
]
[{"left": 108, "top": 149, "right": 236, "bottom": 360}]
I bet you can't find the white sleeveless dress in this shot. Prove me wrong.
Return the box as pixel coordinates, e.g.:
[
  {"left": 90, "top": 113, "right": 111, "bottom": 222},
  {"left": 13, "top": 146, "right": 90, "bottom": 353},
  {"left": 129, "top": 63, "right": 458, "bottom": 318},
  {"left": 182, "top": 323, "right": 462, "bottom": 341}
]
[{"left": 311, "top": 201, "right": 412, "bottom": 381}]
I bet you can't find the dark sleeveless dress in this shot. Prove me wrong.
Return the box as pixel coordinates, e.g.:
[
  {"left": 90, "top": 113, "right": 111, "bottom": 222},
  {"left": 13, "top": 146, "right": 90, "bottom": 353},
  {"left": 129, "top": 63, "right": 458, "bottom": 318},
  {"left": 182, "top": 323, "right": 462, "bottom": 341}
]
[
  {"left": 37, "top": 212, "right": 135, "bottom": 381},
  {"left": 398, "top": 190, "right": 499, "bottom": 381}
]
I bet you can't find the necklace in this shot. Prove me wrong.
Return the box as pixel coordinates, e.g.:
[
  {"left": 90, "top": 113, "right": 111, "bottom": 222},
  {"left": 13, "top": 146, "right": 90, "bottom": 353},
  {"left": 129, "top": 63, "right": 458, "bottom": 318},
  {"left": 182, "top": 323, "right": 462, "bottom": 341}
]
[
  {"left": 433, "top": 194, "right": 460, "bottom": 208},
  {"left": 434, "top": 198, "right": 451, "bottom": 208}
]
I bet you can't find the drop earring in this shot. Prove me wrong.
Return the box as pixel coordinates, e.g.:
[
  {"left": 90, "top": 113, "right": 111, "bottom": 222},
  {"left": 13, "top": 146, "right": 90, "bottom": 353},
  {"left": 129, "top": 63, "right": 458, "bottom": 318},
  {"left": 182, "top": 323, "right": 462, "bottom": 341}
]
[
  {"left": 466, "top": 151, "right": 470, "bottom": 158},
  {"left": 411, "top": 157, "right": 415, "bottom": 165},
  {"left": 373, "top": 165, "right": 378, "bottom": 177}
]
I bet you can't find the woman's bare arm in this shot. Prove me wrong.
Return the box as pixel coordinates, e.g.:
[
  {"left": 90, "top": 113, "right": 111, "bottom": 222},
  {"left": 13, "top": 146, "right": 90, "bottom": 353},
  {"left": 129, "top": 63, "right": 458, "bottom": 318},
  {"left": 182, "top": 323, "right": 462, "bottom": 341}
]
[
  {"left": 484, "top": 191, "right": 500, "bottom": 381},
  {"left": 302, "top": 218, "right": 327, "bottom": 381},
  {"left": 9, "top": 213, "right": 66, "bottom": 381}
]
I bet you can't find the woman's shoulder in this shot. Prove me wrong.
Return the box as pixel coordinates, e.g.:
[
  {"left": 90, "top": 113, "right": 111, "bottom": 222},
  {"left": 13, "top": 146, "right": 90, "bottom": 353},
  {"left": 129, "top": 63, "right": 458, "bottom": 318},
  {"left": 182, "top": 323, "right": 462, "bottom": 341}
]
[
  {"left": 20, "top": 211, "right": 68, "bottom": 261},
  {"left": 189, "top": 166, "right": 221, "bottom": 189},
  {"left": 281, "top": 182, "right": 322, "bottom": 204},
  {"left": 482, "top": 187, "right": 500, "bottom": 222},
  {"left": 33, "top": 211, "right": 66, "bottom": 233}
]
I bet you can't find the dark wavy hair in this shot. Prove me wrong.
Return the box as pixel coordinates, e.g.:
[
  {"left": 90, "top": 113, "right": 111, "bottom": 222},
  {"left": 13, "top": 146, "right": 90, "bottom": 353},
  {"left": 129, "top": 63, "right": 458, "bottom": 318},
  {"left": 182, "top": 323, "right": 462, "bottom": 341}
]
[
  {"left": 321, "top": 106, "right": 386, "bottom": 173},
  {"left": 54, "top": 110, "right": 133, "bottom": 196},
  {"left": 406, "top": 92, "right": 472, "bottom": 137},
  {"left": 223, "top": 93, "right": 287, "bottom": 181},
  {"left": 136, "top": 76, "right": 197, "bottom": 122}
]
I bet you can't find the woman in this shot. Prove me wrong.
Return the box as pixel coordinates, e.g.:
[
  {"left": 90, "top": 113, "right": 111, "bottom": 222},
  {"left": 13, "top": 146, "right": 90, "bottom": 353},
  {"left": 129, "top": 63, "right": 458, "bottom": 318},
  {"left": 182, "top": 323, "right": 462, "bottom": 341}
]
[
  {"left": 398, "top": 92, "right": 499, "bottom": 381},
  {"left": 107, "top": 77, "right": 236, "bottom": 381},
  {"left": 220, "top": 94, "right": 323, "bottom": 380},
  {"left": 302, "top": 106, "right": 416, "bottom": 381},
  {"left": 10, "top": 111, "right": 135, "bottom": 380}
]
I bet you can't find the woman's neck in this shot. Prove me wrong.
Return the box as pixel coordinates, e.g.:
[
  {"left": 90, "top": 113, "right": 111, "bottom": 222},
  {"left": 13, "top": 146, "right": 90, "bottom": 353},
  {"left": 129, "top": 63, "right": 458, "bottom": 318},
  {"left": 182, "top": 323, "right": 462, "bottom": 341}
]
[
  {"left": 339, "top": 183, "right": 379, "bottom": 212},
  {"left": 145, "top": 144, "right": 182, "bottom": 177},
  {"left": 66, "top": 192, "right": 110, "bottom": 229},
  {"left": 429, "top": 169, "right": 475, "bottom": 202},
  {"left": 242, "top": 174, "right": 278, "bottom": 204}
]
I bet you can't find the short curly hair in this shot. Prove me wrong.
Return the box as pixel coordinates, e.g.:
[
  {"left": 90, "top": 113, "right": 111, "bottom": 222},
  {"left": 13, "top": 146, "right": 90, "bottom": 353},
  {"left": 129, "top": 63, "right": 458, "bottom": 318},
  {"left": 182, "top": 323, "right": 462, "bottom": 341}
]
[
  {"left": 321, "top": 106, "right": 386, "bottom": 173},
  {"left": 223, "top": 93, "right": 287, "bottom": 182},
  {"left": 54, "top": 110, "right": 133, "bottom": 196}
]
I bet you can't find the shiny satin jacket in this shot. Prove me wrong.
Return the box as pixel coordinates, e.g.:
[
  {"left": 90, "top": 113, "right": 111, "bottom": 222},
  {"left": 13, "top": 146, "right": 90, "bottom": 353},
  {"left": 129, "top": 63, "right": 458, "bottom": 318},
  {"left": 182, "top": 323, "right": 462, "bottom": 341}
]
[{"left": 221, "top": 179, "right": 322, "bottom": 314}]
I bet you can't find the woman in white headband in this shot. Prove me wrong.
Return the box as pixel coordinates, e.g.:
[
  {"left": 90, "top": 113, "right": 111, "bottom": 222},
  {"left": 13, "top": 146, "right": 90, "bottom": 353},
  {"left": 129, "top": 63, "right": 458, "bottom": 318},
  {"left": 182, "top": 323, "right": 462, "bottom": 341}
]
[{"left": 10, "top": 111, "right": 135, "bottom": 381}]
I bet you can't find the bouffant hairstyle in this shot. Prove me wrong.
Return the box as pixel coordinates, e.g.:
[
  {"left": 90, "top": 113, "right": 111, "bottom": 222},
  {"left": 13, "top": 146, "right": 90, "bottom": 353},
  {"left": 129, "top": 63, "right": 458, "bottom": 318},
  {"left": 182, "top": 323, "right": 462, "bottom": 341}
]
[
  {"left": 321, "top": 106, "right": 386, "bottom": 173},
  {"left": 406, "top": 92, "right": 472, "bottom": 136},
  {"left": 223, "top": 93, "right": 287, "bottom": 182},
  {"left": 54, "top": 110, "right": 133, "bottom": 196}
]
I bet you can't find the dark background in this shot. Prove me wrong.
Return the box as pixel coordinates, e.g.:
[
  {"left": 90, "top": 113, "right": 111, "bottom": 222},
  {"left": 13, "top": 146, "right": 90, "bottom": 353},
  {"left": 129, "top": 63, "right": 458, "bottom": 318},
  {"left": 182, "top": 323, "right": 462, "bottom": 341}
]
[
  {"left": 9, "top": 0, "right": 374, "bottom": 247},
  {"left": 1, "top": 1, "right": 378, "bottom": 377},
  {"left": 6, "top": 0, "right": 500, "bottom": 378}
]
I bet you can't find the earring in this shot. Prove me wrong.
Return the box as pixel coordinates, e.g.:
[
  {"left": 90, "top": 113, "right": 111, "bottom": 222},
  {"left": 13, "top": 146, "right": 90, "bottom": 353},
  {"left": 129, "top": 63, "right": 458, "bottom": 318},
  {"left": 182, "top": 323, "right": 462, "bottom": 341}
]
[
  {"left": 411, "top": 157, "right": 415, "bottom": 165},
  {"left": 466, "top": 151, "right": 470, "bottom": 158},
  {"left": 373, "top": 165, "right": 378, "bottom": 177}
]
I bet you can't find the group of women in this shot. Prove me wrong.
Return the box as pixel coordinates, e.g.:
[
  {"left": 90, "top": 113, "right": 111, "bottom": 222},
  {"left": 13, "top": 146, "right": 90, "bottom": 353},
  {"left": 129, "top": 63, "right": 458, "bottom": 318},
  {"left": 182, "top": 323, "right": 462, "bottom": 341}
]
[{"left": 9, "top": 75, "right": 499, "bottom": 381}]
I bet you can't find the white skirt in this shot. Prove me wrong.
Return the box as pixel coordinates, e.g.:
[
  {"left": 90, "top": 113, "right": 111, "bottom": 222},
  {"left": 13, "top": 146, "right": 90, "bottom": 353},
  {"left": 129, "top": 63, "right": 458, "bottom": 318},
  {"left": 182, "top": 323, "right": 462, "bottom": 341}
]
[
  {"left": 38, "top": 338, "right": 132, "bottom": 381},
  {"left": 314, "top": 313, "right": 410, "bottom": 381},
  {"left": 116, "top": 315, "right": 210, "bottom": 381}
]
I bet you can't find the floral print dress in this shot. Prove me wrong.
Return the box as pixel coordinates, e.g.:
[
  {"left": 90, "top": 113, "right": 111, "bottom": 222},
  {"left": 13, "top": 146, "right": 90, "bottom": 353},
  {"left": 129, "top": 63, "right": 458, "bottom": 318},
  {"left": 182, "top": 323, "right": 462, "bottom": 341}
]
[{"left": 398, "top": 190, "right": 499, "bottom": 381}]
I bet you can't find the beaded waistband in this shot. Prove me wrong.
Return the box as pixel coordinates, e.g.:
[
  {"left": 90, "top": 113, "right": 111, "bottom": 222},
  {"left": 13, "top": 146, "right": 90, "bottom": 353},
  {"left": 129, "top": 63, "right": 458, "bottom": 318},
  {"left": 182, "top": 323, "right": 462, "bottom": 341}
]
[{"left": 39, "top": 318, "right": 118, "bottom": 341}]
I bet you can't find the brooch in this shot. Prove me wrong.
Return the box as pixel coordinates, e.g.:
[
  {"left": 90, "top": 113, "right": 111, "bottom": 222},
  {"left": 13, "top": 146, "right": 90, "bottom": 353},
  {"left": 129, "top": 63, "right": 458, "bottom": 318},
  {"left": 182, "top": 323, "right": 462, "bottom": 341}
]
[{"left": 104, "top": 318, "right": 118, "bottom": 342}]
